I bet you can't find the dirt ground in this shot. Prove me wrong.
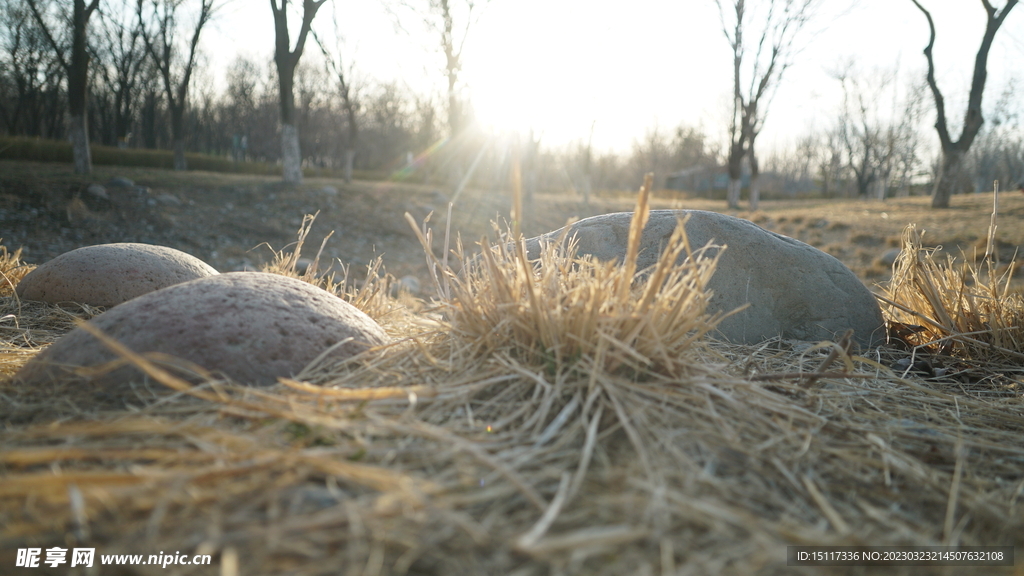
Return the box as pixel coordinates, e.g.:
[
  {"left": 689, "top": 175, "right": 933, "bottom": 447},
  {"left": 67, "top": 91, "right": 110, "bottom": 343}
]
[
  {"left": 3, "top": 161, "right": 1024, "bottom": 576},
  {"left": 3, "top": 159, "right": 1023, "bottom": 291}
]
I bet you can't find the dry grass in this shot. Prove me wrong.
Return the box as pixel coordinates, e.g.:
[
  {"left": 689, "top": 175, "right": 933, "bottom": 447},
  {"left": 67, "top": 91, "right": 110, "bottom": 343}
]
[
  {"left": 0, "top": 247, "right": 102, "bottom": 380},
  {"left": 879, "top": 186, "right": 1024, "bottom": 367},
  {"left": 427, "top": 175, "right": 723, "bottom": 379},
  {"left": 880, "top": 224, "right": 1024, "bottom": 365},
  {"left": 0, "top": 243, "right": 32, "bottom": 297},
  {"left": 260, "top": 212, "right": 408, "bottom": 327},
  {"left": 2, "top": 185, "right": 1024, "bottom": 575}
]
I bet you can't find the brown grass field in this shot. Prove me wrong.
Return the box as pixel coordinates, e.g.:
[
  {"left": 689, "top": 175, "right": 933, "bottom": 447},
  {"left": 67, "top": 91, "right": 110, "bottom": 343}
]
[{"left": 1, "top": 161, "right": 1023, "bottom": 575}]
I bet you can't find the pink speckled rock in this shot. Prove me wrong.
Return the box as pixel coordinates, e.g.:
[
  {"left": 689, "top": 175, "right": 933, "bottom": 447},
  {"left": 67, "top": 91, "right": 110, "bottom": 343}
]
[
  {"left": 16, "top": 243, "right": 218, "bottom": 307},
  {"left": 14, "top": 272, "right": 389, "bottom": 388}
]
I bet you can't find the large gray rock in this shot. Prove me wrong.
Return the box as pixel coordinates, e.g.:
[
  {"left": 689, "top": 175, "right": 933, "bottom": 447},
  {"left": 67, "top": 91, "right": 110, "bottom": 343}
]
[
  {"left": 16, "top": 243, "right": 218, "bottom": 307},
  {"left": 14, "top": 272, "right": 389, "bottom": 388},
  {"left": 524, "top": 210, "right": 885, "bottom": 347}
]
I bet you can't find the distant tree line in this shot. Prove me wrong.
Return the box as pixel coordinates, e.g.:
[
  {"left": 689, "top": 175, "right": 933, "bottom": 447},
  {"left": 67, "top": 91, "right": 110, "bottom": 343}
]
[
  {"left": 0, "top": 0, "right": 724, "bottom": 192},
  {"left": 1, "top": 0, "right": 1022, "bottom": 202}
]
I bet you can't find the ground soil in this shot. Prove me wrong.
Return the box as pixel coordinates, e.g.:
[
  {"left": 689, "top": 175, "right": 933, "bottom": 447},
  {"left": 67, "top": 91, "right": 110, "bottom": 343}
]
[{"left": 4, "top": 159, "right": 1024, "bottom": 292}]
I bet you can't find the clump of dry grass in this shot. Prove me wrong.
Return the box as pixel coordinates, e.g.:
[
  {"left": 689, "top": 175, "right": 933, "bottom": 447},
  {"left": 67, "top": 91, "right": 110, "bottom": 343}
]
[
  {"left": 0, "top": 243, "right": 102, "bottom": 379},
  {"left": 880, "top": 223, "right": 1024, "bottom": 362},
  {"left": 260, "top": 212, "right": 400, "bottom": 324},
  {"left": 424, "top": 174, "right": 723, "bottom": 378},
  {"left": 0, "top": 242, "right": 32, "bottom": 298}
]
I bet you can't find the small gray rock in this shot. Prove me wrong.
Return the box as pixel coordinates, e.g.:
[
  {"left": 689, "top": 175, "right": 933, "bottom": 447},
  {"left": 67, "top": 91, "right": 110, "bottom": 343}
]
[
  {"left": 321, "top": 185, "right": 338, "bottom": 196},
  {"left": 156, "top": 193, "right": 183, "bottom": 207},
  {"left": 16, "top": 243, "right": 219, "bottom": 307},
  {"left": 295, "top": 258, "right": 315, "bottom": 276},
  {"left": 13, "top": 272, "right": 390, "bottom": 388},
  {"left": 429, "top": 190, "right": 449, "bottom": 205},
  {"left": 396, "top": 275, "right": 421, "bottom": 295},
  {"left": 878, "top": 248, "right": 902, "bottom": 267},
  {"left": 107, "top": 177, "right": 135, "bottom": 188},
  {"left": 523, "top": 210, "right": 885, "bottom": 347},
  {"left": 86, "top": 183, "right": 108, "bottom": 200}
]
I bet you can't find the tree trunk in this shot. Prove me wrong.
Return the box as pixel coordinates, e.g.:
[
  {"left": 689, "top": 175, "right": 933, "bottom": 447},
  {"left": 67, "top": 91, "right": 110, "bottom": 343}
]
[
  {"left": 115, "top": 87, "right": 133, "bottom": 147},
  {"left": 282, "top": 123, "right": 302, "bottom": 183},
  {"left": 67, "top": 0, "right": 94, "bottom": 173},
  {"left": 931, "top": 149, "right": 968, "bottom": 208},
  {"left": 173, "top": 138, "right": 187, "bottom": 170},
  {"left": 727, "top": 178, "right": 742, "bottom": 209},
  {"left": 855, "top": 174, "right": 870, "bottom": 198},
  {"left": 29, "top": 0, "right": 98, "bottom": 172},
  {"left": 272, "top": 0, "right": 325, "bottom": 185},
  {"left": 874, "top": 177, "right": 887, "bottom": 201},
  {"left": 142, "top": 90, "right": 158, "bottom": 149},
  {"left": 171, "top": 107, "right": 187, "bottom": 170},
  {"left": 343, "top": 148, "right": 354, "bottom": 184},
  {"left": 726, "top": 139, "right": 744, "bottom": 209},
  {"left": 68, "top": 114, "right": 92, "bottom": 174},
  {"left": 748, "top": 151, "right": 760, "bottom": 210}
]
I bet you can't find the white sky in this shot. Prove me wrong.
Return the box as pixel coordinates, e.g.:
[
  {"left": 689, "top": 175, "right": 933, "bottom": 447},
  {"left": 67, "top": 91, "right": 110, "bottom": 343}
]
[{"left": 205, "top": 0, "right": 1024, "bottom": 154}]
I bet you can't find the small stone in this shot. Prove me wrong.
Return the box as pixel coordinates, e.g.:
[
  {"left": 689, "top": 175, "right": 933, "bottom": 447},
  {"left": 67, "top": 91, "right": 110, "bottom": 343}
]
[
  {"left": 878, "top": 248, "right": 902, "bottom": 267},
  {"left": 16, "top": 243, "right": 219, "bottom": 307},
  {"left": 523, "top": 210, "right": 885, "bottom": 347},
  {"left": 107, "top": 177, "right": 135, "bottom": 188},
  {"left": 397, "top": 275, "right": 421, "bottom": 295},
  {"left": 295, "top": 257, "right": 315, "bottom": 276},
  {"left": 13, "top": 272, "right": 390, "bottom": 388},
  {"left": 430, "top": 190, "right": 450, "bottom": 205},
  {"left": 156, "top": 193, "right": 183, "bottom": 207},
  {"left": 86, "top": 183, "right": 108, "bottom": 200},
  {"left": 322, "top": 185, "right": 338, "bottom": 196}
]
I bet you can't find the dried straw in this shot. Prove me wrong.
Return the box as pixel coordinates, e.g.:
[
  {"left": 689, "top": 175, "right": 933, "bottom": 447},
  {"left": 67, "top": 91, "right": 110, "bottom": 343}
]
[
  {"left": 2, "top": 196, "right": 1023, "bottom": 575},
  {"left": 880, "top": 224, "right": 1024, "bottom": 363}
]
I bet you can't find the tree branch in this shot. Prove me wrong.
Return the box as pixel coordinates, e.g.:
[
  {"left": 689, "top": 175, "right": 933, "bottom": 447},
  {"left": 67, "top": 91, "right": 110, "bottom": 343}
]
[
  {"left": 177, "top": 0, "right": 214, "bottom": 106},
  {"left": 909, "top": 0, "right": 951, "bottom": 150},
  {"left": 25, "top": 0, "right": 69, "bottom": 71},
  {"left": 960, "top": 0, "right": 1018, "bottom": 150}
]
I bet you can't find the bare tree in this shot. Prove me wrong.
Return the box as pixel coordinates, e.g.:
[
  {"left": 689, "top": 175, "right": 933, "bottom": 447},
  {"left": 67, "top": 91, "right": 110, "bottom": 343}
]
[
  {"left": 715, "top": 0, "right": 819, "bottom": 210},
  {"left": 223, "top": 56, "right": 251, "bottom": 159},
  {"left": 969, "top": 82, "right": 1024, "bottom": 193},
  {"left": 832, "top": 64, "right": 909, "bottom": 199},
  {"left": 434, "top": 0, "right": 473, "bottom": 139},
  {"left": 0, "top": 0, "right": 64, "bottom": 138},
  {"left": 26, "top": 0, "right": 100, "bottom": 173},
  {"left": 888, "top": 81, "right": 927, "bottom": 198},
  {"left": 570, "top": 122, "right": 596, "bottom": 206},
  {"left": 271, "top": 0, "right": 327, "bottom": 184},
  {"left": 629, "top": 124, "right": 677, "bottom": 188},
  {"left": 96, "top": 0, "right": 146, "bottom": 148},
  {"left": 312, "top": 14, "right": 359, "bottom": 183},
  {"left": 137, "top": 0, "right": 214, "bottom": 170},
  {"left": 910, "top": 0, "right": 1018, "bottom": 208},
  {"left": 391, "top": 0, "right": 488, "bottom": 189},
  {"left": 391, "top": 0, "right": 483, "bottom": 136}
]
